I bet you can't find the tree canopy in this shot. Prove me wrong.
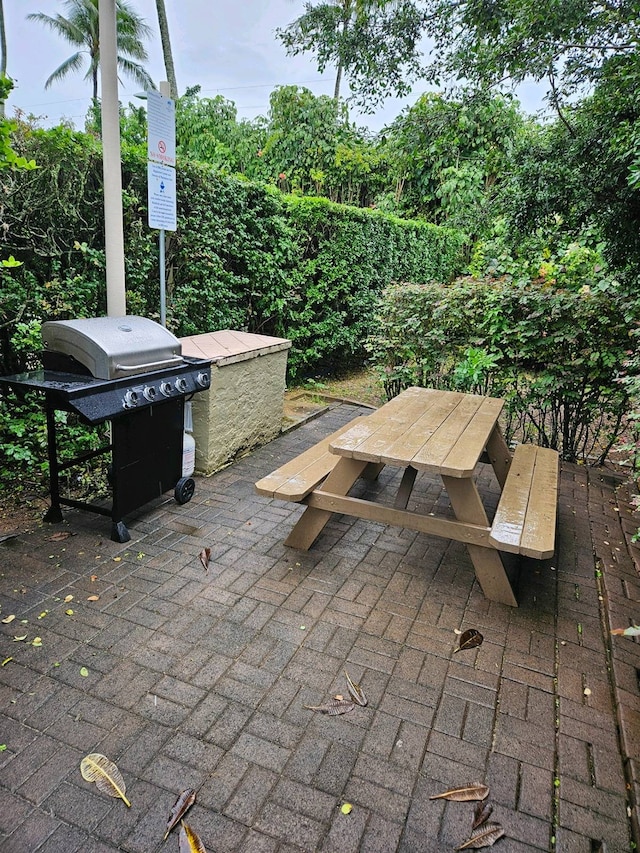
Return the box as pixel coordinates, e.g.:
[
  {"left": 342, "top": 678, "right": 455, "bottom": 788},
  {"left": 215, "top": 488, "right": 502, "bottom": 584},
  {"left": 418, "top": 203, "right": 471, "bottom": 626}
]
[
  {"left": 277, "top": 0, "right": 428, "bottom": 109},
  {"left": 27, "top": 0, "right": 154, "bottom": 101}
]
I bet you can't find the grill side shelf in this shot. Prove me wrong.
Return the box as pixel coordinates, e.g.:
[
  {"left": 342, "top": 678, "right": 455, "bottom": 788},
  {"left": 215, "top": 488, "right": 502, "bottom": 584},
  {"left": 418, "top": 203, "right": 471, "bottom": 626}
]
[{"left": 0, "top": 360, "right": 211, "bottom": 424}]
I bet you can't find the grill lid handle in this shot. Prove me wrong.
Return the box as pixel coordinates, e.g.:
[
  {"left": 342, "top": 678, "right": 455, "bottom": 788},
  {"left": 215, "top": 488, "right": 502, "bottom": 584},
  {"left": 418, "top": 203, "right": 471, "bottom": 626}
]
[{"left": 114, "top": 355, "right": 183, "bottom": 373}]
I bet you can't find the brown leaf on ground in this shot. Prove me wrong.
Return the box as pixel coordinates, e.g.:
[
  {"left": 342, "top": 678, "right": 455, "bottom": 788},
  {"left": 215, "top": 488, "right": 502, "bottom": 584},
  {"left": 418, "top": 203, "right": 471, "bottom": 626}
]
[
  {"left": 472, "top": 801, "right": 494, "bottom": 829},
  {"left": 199, "top": 547, "right": 211, "bottom": 571},
  {"left": 304, "top": 698, "right": 355, "bottom": 715},
  {"left": 456, "top": 822, "right": 505, "bottom": 849},
  {"left": 345, "top": 669, "right": 368, "bottom": 706},
  {"left": 163, "top": 789, "right": 196, "bottom": 841},
  {"left": 430, "top": 783, "right": 490, "bottom": 802},
  {"left": 455, "top": 629, "right": 484, "bottom": 653}
]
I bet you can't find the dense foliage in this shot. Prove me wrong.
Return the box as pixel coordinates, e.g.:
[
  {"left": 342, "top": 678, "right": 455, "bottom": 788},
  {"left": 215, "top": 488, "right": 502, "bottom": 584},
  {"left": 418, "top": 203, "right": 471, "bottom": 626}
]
[
  {"left": 1, "top": 72, "right": 639, "bottom": 497},
  {"left": 368, "top": 243, "right": 632, "bottom": 462},
  {"left": 1, "top": 120, "right": 464, "bottom": 383}
]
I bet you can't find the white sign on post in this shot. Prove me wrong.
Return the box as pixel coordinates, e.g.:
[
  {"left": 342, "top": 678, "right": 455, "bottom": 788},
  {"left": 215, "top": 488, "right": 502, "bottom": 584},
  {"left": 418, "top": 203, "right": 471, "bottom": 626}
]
[
  {"left": 146, "top": 89, "right": 176, "bottom": 167},
  {"left": 148, "top": 162, "right": 177, "bottom": 231},
  {"left": 145, "top": 86, "right": 177, "bottom": 326}
]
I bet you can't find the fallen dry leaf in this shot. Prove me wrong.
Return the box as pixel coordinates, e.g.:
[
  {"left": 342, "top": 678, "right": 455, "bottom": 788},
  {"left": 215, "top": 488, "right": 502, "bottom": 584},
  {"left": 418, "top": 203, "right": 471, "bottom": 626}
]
[
  {"left": 456, "top": 822, "right": 505, "bottom": 849},
  {"left": 454, "top": 629, "right": 484, "bottom": 653},
  {"left": 199, "top": 547, "right": 211, "bottom": 571},
  {"left": 345, "top": 669, "right": 368, "bottom": 706},
  {"left": 472, "top": 802, "right": 494, "bottom": 829},
  {"left": 163, "top": 788, "right": 196, "bottom": 841},
  {"left": 304, "top": 698, "right": 355, "bottom": 715},
  {"left": 1, "top": 614, "right": 16, "bottom": 624},
  {"left": 64, "top": 595, "right": 74, "bottom": 603},
  {"left": 80, "top": 753, "right": 130, "bottom": 807},
  {"left": 179, "top": 821, "right": 206, "bottom": 853},
  {"left": 87, "top": 595, "right": 100, "bottom": 602},
  {"left": 430, "top": 784, "right": 490, "bottom": 802},
  {"left": 48, "top": 531, "right": 75, "bottom": 541}
]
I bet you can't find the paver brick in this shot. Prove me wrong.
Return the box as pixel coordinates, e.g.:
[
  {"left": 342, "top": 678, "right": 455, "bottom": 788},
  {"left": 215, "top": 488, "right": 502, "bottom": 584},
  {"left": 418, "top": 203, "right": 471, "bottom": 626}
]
[
  {"left": 1, "top": 409, "right": 639, "bottom": 852},
  {"left": 238, "top": 830, "right": 279, "bottom": 853},
  {"left": 2, "top": 808, "right": 60, "bottom": 853},
  {"left": 223, "top": 765, "right": 279, "bottom": 824},
  {"left": 283, "top": 731, "right": 331, "bottom": 784},
  {"left": 558, "top": 799, "right": 632, "bottom": 850},
  {"left": 255, "top": 801, "right": 327, "bottom": 850},
  {"left": 35, "top": 823, "right": 92, "bottom": 853},
  {"left": 319, "top": 803, "right": 368, "bottom": 853},
  {"left": 42, "top": 780, "right": 114, "bottom": 833},
  {"left": 0, "top": 787, "right": 32, "bottom": 833},
  {"left": 15, "top": 740, "right": 82, "bottom": 806}
]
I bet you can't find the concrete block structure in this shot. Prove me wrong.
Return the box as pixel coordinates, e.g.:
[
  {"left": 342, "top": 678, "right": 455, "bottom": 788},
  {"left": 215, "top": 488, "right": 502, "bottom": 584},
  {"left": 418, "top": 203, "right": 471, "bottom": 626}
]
[{"left": 180, "top": 329, "right": 291, "bottom": 475}]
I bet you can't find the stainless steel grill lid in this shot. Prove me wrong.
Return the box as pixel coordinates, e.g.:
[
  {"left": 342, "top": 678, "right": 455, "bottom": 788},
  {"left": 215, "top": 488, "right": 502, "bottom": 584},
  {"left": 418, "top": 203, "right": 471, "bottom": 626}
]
[{"left": 42, "top": 316, "right": 183, "bottom": 380}]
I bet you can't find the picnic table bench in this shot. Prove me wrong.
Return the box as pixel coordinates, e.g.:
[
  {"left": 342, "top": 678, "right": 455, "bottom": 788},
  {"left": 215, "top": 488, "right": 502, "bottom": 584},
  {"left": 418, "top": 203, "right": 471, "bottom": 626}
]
[{"left": 255, "top": 388, "right": 560, "bottom": 606}]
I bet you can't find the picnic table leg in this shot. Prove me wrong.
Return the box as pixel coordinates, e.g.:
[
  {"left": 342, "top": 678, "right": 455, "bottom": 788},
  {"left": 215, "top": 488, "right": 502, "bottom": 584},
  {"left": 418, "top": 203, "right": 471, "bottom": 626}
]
[
  {"left": 285, "top": 456, "right": 370, "bottom": 550},
  {"left": 442, "top": 475, "right": 518, "bottom": 607},
  {"left": 485, "top": 424, "right": 511, "bottom": 489},
  {"left": 394, "top": 466, "right": 417, "bottom": 510}
]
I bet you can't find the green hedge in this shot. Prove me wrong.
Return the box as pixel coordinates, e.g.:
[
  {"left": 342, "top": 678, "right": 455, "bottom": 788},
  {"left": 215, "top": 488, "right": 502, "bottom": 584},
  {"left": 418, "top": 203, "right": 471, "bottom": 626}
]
[
  {"left": 1, "top": 125, "right": 465, "bottom": 381},
  {"left": 368, "top": 276, "right": 631, "bottom": 462}
]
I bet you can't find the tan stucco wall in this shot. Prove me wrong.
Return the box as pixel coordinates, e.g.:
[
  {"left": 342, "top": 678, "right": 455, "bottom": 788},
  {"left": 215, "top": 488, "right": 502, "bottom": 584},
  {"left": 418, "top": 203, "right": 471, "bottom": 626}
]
[{"left": 190, "top": 348, "right": 288, "bottom": 475}]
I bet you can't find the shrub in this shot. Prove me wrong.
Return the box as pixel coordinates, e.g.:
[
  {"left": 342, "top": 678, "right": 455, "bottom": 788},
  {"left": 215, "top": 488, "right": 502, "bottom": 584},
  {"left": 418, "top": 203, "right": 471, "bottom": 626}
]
[{"left": 368, "top": 274, "right": 632, "bottom": 462}]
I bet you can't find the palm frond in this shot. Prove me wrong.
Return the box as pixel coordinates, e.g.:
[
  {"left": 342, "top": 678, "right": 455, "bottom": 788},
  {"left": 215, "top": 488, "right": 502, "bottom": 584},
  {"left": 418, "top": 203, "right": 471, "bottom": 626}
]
[
  {"left": 116, "top": 57, "right": 155, "bottom": 91},
  {"left": 44, "top": 53, "right": 85, "bottom": 89}
]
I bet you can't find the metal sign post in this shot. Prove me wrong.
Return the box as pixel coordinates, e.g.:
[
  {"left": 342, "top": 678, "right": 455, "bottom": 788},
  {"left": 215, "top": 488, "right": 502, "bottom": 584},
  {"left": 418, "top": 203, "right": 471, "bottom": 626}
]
[{"left": 146, "top": 84, "right": 176, "bottom": 327}]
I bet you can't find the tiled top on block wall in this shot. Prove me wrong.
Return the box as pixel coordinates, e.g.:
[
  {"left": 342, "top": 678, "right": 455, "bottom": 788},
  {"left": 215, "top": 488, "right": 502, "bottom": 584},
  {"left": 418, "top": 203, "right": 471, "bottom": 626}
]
[{"left": 179, "top": 330, "right": 291, "bottom": 367}]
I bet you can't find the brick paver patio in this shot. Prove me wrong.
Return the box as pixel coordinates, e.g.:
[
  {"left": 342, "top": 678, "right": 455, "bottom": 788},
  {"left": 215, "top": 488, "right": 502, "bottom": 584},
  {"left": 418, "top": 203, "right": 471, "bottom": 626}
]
[{"left": 1, "top": 402, "right": 639, "bottom": 852}]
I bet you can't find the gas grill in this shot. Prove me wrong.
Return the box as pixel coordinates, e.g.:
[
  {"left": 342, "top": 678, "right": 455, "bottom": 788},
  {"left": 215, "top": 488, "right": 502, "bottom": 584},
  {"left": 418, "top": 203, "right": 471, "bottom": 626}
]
[{"left": 0, "top": 316, "right": 211, "bottom": 542}]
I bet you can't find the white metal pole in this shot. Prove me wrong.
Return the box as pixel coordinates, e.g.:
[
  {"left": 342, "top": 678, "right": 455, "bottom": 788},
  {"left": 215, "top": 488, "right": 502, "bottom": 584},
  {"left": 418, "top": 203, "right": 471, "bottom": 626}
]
[
  {"left": 159, "top": 228, "right": 166, "bottom": 326},
  {"left": 158, "top": 81, "right": 170, "bottom": 327},
  {"left": 99, "top": 0, "right": 127, "bottom": 317}
]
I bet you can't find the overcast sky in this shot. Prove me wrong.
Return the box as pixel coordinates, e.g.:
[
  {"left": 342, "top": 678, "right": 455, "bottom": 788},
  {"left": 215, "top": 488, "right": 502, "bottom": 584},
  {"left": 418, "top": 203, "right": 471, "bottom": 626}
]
[{"left": 8, "top": 0, "right": 547, "bottom": 134}]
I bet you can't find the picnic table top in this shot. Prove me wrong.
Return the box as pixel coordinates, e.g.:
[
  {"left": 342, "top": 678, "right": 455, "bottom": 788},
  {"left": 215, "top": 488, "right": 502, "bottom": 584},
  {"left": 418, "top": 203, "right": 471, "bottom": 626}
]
[{"left": 329, "top": 387, "right": 505, "bottom": 478}]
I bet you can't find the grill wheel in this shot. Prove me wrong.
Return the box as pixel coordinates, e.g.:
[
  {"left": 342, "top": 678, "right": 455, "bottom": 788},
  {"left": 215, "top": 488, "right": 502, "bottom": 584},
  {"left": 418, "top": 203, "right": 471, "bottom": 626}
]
[{"left": 174, "top": 477, "right": 195, "bottom": 504}]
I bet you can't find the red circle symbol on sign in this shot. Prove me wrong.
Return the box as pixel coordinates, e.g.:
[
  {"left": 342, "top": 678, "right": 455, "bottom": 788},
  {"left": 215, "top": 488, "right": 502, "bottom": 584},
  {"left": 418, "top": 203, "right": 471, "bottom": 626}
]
[{"left": 158, "top": 140, "right": 166, "bottom": 154}]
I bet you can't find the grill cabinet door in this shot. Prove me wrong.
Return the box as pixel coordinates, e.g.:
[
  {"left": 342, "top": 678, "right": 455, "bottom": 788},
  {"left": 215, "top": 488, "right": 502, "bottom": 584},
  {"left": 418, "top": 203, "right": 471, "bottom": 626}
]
[{"left": 111, "top": 399, "right": 184, "bottom": 518}]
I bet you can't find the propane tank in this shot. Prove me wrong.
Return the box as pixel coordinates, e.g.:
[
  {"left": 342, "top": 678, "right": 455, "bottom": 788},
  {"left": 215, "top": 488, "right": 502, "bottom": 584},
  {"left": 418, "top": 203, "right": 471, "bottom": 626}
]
[{"left": 182, "top": 402, "right": 196, "bottom": 477}]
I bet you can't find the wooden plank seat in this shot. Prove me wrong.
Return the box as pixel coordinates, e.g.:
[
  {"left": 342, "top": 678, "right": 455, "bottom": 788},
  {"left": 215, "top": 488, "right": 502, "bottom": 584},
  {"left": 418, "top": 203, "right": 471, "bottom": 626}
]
[
  {"left": 255, "top": 417, "right": 368, "bottom": 502},
  {"left": 489, "top": 443, "right": 560, "bottom": 559}
]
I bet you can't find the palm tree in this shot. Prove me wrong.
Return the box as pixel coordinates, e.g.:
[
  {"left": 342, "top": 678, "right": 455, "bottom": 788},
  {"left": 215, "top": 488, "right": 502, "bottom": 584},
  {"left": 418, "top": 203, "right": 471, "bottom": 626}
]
[
  {"left": 27, "top": 0, "right": 154, "bottom": 102},
  {"left": 155, "top": 0, "right": 178, "bottom": 99}
]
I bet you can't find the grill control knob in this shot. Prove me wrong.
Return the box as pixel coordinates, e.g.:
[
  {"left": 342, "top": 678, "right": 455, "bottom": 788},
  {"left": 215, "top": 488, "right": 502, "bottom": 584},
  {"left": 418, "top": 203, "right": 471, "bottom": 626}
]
[
  {"left": 159, "top": 382, "right": 172, "bottom": 397},
  {"left": 196, "top": 372, "right": 210, "bottom": 388},
  {"left": 123, "top": 389, "right": 138, "bottom": 408},
  {"left": 175, "top": 377, "right": 188, "bottom": 393},
  {"left": 143, "top": 385, "right": 157, "bottom": 402}
]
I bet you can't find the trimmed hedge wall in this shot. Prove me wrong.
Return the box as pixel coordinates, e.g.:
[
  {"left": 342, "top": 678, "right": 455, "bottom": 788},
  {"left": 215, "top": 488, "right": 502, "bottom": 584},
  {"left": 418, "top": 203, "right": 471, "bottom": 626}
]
[
  {"left": 1, "top": 126, "right": 465, "bottom": 380},
  {"left": 367, "top": 277, "right": 631, "bottom": 462}
]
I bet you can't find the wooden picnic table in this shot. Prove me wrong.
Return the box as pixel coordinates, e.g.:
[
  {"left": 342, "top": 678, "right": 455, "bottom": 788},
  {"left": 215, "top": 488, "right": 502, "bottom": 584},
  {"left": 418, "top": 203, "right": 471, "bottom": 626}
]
[{"left": 256, "top": 387, "right": 559, "bottom": 607}]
